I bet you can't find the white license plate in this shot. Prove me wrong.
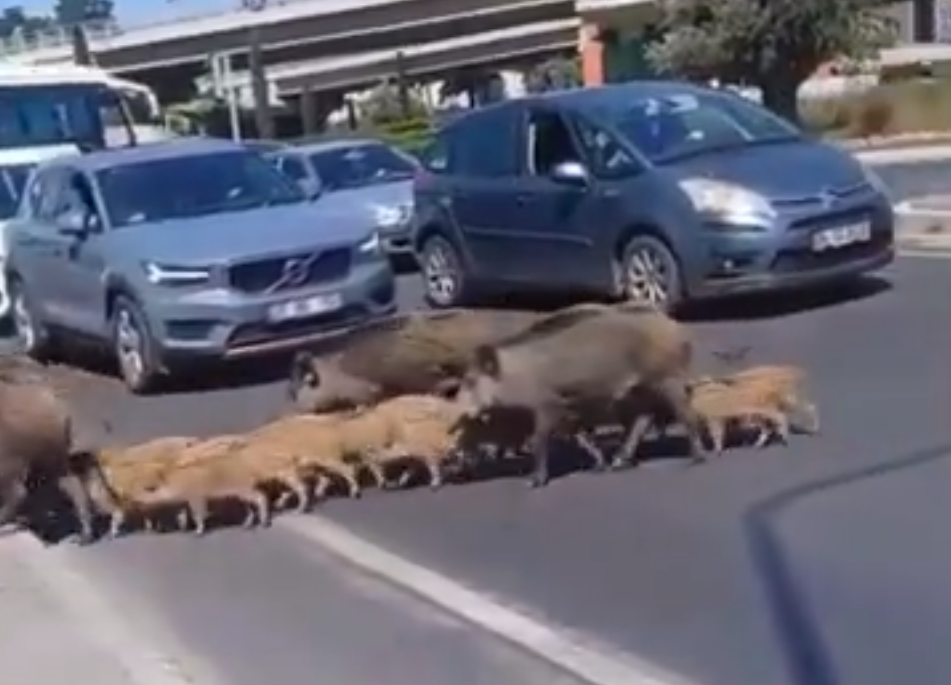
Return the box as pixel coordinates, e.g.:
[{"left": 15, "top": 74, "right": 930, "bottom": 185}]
[
  {"left": 267, "top": 293, "right": 342, "bottom": 322},
  {"left": 811, "top": 221, "right": 872, "bottom": 252}
]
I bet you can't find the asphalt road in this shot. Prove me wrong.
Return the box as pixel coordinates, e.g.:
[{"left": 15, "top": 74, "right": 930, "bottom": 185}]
[
  {"left": 27, "top": 253, "right": 950, "bottom": 685},
  {"left": 876, "top": 160, "right": 951, "bottom": 201}
]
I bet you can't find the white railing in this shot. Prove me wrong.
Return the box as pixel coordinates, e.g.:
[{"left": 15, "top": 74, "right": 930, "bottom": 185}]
[{"left": 0, "top": 21, "right": 121, "bottom": 57}]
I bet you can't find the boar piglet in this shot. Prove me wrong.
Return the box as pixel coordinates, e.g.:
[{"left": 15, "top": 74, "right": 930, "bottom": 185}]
[{"left": 454, "top": 308, "right": 706, "bottom": 488}]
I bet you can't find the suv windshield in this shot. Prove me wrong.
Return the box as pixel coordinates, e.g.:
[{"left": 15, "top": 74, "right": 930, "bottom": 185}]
[
  {"left": 97, "top": 150, "right": 305, "bottom": 228},
  {"left": 590, "top": 89, "right": 799, "bottom": 163},
  {"left": 0, "top": 84, "right": 123, "bottom": 150},
  {"left": 0, "top": 164, "right": 32, "bottom": 219},
  {"left": 310, "top": 143, "right": 416, "bottom": 191}
]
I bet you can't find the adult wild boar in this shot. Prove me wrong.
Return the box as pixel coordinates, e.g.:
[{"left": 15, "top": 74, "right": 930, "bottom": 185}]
[
  {"left": 454, "top": 306, "right": 705, "bottom": 487},
  {"left": 0, "top": 379, "right": 101, "bottom": 543},
  {"left": 288, "top": 305, "right": 612, "bottom": 414}
]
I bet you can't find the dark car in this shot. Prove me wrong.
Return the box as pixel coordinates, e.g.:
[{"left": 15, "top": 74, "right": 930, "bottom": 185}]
[{"left": 412, "top": 81, "right": 894, "bottom": 310}]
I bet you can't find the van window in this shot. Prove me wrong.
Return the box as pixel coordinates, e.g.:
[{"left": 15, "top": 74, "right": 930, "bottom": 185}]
[{"left": 451, "top": 108, "right": 517, "bottom": 178}]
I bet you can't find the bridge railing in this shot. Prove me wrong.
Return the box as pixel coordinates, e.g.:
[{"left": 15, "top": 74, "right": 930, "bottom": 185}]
[{"left": 0, "top": 21, "right": 122, "bottom": 57}]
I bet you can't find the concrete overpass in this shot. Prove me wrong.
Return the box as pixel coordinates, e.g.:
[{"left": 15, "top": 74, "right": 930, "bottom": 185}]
[
  {"left": 0, "top": 0, "right": 573, "bottom": 77},
  {"left": 199, "top": 19, "right": 578, "bottom": 100}
]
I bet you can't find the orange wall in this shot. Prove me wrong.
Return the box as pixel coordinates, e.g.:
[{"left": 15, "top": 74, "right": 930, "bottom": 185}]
[{"left": 579, "top": 22, "right": 605, "bottom": 86}]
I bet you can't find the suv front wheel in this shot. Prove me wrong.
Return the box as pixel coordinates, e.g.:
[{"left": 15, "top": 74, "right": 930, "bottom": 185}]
[
  {"left": 419, "top": 234, "right": 471, "bottom": 308},
  {"left": 110, "top": 295, "right": 163, "bottom": 394},
  {"left": 9, "top": 278, "right": 57, "bottom": 361}
]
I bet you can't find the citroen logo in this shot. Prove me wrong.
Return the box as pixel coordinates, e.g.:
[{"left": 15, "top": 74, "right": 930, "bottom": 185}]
[{"left": 818, "top": 188, "right": 837, "bottom": 209}]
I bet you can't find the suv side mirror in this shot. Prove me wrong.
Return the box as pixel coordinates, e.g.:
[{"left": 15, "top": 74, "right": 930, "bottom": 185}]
[
  {"left": 55, "top": 209, "right": 90, "bottom": 236},
  {"left": 550, "top": 161, "right": 589, "bottom": 187}
]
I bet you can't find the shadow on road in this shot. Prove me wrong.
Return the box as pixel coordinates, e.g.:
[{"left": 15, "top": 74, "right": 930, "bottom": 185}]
[
  {"left": 744, "top": 440, "right": 951, "bottom": 685},
  {"left": 682, "top": 275, "right": 892, "bottom": 323}
]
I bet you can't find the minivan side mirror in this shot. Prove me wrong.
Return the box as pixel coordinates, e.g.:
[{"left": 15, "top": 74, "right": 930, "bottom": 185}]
[{"left": 550, "top": 161, "right": 589, "bottom": 187}]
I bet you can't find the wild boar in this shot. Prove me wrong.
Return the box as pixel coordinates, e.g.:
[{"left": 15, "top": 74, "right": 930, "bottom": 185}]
[
  {"left": 138, "top": 438, "right": 271, "bottom": 536},
  {"left": 0, "top": 379, "right": 101, "bottom": 543},
  {"left": 287, "top": 305, "right": 615, "bottom": 414},
  {"left": 242, "top": 415, "right": 364, "bottom": 510},
  {"left": 92, "top": 436, "right": 201, "bottom": 537},
  {"left": 719, "top": 365, "right": 819, "bottom": 434},
  {"left": 689, "top": 381, "right": 792, "bottom": 454},
  {"left": 453, "top": 306, "right": 705, "bottom": 487}
]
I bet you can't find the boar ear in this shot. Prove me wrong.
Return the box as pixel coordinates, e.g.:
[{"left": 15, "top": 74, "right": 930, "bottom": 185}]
[{"left": 472, "top": 345, "right": 501, "bottom": 378}]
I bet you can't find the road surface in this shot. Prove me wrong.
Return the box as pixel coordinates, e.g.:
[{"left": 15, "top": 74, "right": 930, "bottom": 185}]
[{"left": 10, "top": 252, "right": 948, "bottom": 685}]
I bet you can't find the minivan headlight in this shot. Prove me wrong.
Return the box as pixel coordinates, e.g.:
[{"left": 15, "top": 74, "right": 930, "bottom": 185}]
[
  {"left": 679, "top": 178, "right": 776, "bottom": 225},
  {"left": 356, "top": 231, "right": 382, "bottom": 256},
  {"left": 143, "top": 261, "right": 212, "bottom": 285},
  {"left": 373, "top": 205, "right": 403, "bottom": 228}
]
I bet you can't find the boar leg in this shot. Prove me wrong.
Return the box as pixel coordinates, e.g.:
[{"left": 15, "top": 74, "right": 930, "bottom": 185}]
[
  {"left": 250, "top": 489, "right": 272, "bottom": 528},
  {"left": 611, "top": 413, "right": 652, "bottom": 469},
  {"left": 58, "top": 473, "right": 96, "bottom": 545},
  {"left": 0, "top": 476, "right": 27, "bottom": 531},
  {"left": 658, "top": 378, "right": 709, "bottom": 464},
  {"left": 574, "top": 431, "right": 608, "bottom": 471},
  {"left": 526, "top": 410, "right": 556, "bottom": 488}
]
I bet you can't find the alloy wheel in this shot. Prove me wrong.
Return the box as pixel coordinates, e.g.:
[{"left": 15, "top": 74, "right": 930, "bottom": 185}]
[
  {"left": 625, "top": 245, "right": 672, "bottom": 306},
  {"left": 423, "top": 241, "right": 459, "bottom": 307}
]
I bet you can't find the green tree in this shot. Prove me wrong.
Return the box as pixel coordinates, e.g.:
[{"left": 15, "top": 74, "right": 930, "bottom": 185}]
[
  {"left": 53, "top": 0, "right": 114, "bottom": 28},
  {"left": 645, "top": 0, "right": 898, "bottom": 123},
  {"left": 0, "top": 6, "right": 54, "bottom": 40}
]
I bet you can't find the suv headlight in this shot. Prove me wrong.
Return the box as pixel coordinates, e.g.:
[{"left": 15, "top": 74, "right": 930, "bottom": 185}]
[
  {"left": 143, "top": 261, "right": 212, "bottom": 285},
  {"left": 678, "top": 178, "right": 775, "bottom": 226}
]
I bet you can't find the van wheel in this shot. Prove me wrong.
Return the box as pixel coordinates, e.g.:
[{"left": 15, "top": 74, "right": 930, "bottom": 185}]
[
  {"left": 617, "top": 235, "right": 682, "bottom": 311},
  {"left": 9, "top": 278, "right": 57, "bottom": 361},
  {"left": 110, "top": 296, "right": 162, "bottom": 395},
  {"left": 419, "top": 234, "right": 471, "bottom": 308}
]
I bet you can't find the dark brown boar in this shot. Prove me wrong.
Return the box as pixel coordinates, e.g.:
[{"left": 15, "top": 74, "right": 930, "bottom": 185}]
[
  {"left": 453, "top": 307, "right": 705, "bottom": 487},
  {"left": 0, "top": 380, "right": 100, "bottom": 543},
  {"left": 287, "top": 305, "right": 614, "bottom": 414}
]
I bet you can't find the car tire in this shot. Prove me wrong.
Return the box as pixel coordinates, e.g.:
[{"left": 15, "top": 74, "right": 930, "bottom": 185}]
[
  {"left": 419, "top": 234, "right": 472, "bottom": 308},
  {"left": 616, "top": 235, "right": 683, "bottom": 311},
  {"left": 9, "top": 277, "right": 58, "bottom": 362},
  {"left": 110, "top": 295, "right": 163, "bottom": 395}
]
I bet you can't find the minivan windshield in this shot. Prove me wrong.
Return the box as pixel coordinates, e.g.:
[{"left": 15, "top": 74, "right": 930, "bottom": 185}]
[
  {"left": 589, "top": 89, "right": 800, "bottom": 163},
  {"left": 310, "top": 143, "right": 417, "bottom": 191},
  {"left": 97, "top": 150, "right": 305, "bottom": 228},
  {"left": 0, "top": 84, "right": 122, "bottom": 150},
  {"left": 0, "top": 164, "right": 32, "bottom": 219}
]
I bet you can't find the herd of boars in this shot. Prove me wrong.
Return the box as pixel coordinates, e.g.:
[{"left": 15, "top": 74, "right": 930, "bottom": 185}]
[{"left": 0, "top": 301, "right": 820, "bottom": 543}]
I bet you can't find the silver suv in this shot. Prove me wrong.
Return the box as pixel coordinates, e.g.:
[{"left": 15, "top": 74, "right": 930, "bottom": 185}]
[{"left": 5, "top": 138, "right": 396, "bottom": 393}]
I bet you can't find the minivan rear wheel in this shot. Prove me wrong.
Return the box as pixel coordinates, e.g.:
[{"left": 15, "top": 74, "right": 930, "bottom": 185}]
[
  {"left": 420, "top": 234, "right": 471, "bottom": 308},
  {"left": 618, "top": 235, "right": 682, "bottom": 311}
]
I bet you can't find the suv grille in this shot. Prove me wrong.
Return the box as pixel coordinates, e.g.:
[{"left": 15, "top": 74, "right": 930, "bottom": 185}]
[{"left": 229, "top": 248, "right": 351, "bottom": 294}]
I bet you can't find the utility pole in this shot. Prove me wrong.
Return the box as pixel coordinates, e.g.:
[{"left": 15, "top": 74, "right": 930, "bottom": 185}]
[{"left": 243, "top": 0, "right": 274, "bottom": 139}]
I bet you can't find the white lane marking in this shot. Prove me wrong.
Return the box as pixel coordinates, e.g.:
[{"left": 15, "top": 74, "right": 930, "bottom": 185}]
[
  {"left": 898, "top": 248, "right": 951, "bottom": 260},
  {"left": 3, "top": 531, "right": 223, "bottom": 685},
  {"left": 894, "top": 200, "right": 951, "bottom": 217},
  {"left": 279, "top": 515, "right": 706, "bottom": 685}
]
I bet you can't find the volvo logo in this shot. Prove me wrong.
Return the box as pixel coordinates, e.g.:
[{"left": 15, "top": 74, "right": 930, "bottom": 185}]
[{"left": 266, "top": 254, "right": 318, "bottom": 293}]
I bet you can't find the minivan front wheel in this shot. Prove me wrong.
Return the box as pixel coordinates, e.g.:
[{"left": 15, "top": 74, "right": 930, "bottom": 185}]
[
  {"left": 618, "top": 235, "right": 682, "bottom": 310},
  {"left": 420, "top": 234, "right": 470, "bottom": 308},
  {"left": 110, "top": 296, "right": 162, "bottom": 394}
]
